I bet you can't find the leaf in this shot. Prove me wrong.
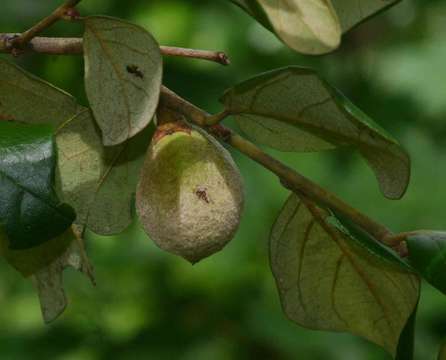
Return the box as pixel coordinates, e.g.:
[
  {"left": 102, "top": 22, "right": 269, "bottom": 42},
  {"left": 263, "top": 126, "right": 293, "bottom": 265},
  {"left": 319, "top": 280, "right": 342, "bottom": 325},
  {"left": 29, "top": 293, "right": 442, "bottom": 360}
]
[
  {"left": 0, "top": 121, "right": 75, "bottom": 249},
  {"left": 230, "top": 0, "right": 341, "bottom": 54},
  {"left": 270, "top": 193, "right": 419, "bottom": 357},
  {"left": 0, "top": 226, "right": 72, "bottom": 277},
  {"left": 32, "top": 229, "right": 95, "bottom": 324},
  {"left": 332, "top": 0, "right": 401, "bottom": 33},
  {"left": 439, "top": 338, "right": 446, "bottom": 360},
  {"left": 0, "top": 60, "right": 147, "bottom": 235},
  {"left": 406, "top": 231, "right": 446, "bottom": 295},
  {"left": 229, "top": 0, "right": 400, "bottom": 52},
  {"left": 395, "top": 302, "right": 418, "bottom": 360},
  {"left": 83, "top": 16, "right": 163, "bottom": 146},
  {"left": 0, "top": 59, "right": 78, "bottom": 125},
  {"left": 55, "top": 108, "right": 152, "bottom": 235},
  {"left": 333, "top": 211, "right": 414, "bottom": 272},
  {"left": 221, "top": 66, "right": 410, "bottom": 199}
]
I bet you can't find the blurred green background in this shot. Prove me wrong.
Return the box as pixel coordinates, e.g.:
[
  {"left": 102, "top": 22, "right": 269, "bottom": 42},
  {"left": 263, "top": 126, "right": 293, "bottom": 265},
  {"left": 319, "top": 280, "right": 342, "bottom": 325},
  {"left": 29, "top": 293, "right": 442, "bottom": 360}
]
[{"left": 1, "top": 0, "right": 446, "bottom": 359}]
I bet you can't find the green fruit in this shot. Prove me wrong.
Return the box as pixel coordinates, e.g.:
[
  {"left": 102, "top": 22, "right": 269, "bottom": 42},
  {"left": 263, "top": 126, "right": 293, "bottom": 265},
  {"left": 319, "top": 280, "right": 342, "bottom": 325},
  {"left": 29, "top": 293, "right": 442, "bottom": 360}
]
[{"left": 136, "top": 121, "right": 244, "bottom": 263}]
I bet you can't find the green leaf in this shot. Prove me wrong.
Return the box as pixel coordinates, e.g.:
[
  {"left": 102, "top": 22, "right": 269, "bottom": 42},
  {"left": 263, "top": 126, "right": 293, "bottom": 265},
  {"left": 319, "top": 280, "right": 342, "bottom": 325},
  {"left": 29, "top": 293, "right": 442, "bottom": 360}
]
[
  {"left": 229, "top": 0, "right": 400, "bottom": 53},
  {"left": 0, "top": 60, "right": 147, "bottom": 235},
  {"left": 0, "top": 226, "right": 73, "bottom": 277},
  {"left": 231, "top": 0, "right": 341, "bottom": 54},
  {"left": 0, "top": 122, "right": 75, "bottom": 249},
  {"left": 55, "top": 108, "right": 152, "bottom": 235},
  {"left": 221, "top": 66, "right": 410, "bottom": 199},
  {"left": 333, "top": 0, "right": 401, "bottom": 32},
  {"left": 395, "top": 302, "right": 418, "bottom": 360},
  {"left": 83, "top": 16, "right": 163, "bottom": 146},
  {"left": 0, "top": 59, "right": 78, "bottom": 125},
  {"left": 406, "top": 231, "right": 446, "bottom": 295},
  {"left": 333, "top": 212, "right": 414, "bottom": 272},
  {"left": 270, "top": 194, "right": 419, "bottom": 358},
  {"left": 438, "top": 338, "right": 446, "bottom": 360},
  {"left": 33, "top": 232, "right": 95, "bottom": 323}
]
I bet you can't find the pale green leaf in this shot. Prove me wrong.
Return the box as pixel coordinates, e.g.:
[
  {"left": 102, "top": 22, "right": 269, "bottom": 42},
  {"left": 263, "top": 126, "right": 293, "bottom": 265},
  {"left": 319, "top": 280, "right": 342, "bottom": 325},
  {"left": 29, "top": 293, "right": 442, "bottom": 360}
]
[
  {"left": 33, "top": 233, "right": 94, "bottom": 324},
  {"left": 0, "top": 59, "right": 77, "bottom": 125},
  {"left": 229, "top": 0, "right": 400, "bottom": 53},
  {"left": 234, "top": 0, "right": 341, "bottom": 54},
  {"left": 55, "top": 109, "right": 151, "bottom": 235},
  {"left": 221, "top": 66, "right": 410, "bottom": 199},
  {"left": 270, "top": 194, "right": 419, "bottom": 357},
  {"left": 83, "top": 16, "right": 163, "bottom": 146},
  {"left": 332, "top": 0, "right": 401, "bottom": 32}
]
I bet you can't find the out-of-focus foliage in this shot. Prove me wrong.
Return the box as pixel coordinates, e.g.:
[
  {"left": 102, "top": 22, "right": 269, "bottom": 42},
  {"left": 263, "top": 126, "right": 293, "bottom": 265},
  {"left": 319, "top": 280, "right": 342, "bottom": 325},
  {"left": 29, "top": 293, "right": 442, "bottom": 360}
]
[{"left": 0, "top": 0, "right": 445, "bottom": 359}]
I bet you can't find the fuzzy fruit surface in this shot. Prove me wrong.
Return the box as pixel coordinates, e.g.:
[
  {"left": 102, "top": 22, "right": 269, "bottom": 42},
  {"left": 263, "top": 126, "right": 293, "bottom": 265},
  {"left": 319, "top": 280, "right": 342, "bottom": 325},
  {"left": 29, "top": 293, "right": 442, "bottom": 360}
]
[{"left": 136, "top": 122, "right": 244, "bottom": 263}]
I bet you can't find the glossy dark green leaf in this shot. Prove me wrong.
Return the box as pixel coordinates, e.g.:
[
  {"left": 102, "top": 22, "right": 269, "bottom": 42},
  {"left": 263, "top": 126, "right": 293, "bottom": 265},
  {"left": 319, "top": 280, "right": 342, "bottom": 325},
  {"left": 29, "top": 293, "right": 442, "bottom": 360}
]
[
  {"left": 0, "top": 122, "right": 75, "bottom": 249},
  {"left": 406, "top": 231, "right": 446, "bottom": 294},
  {"left": 270, "top": 193, "right": 419, "bottom": 357},
  {"left": 221, "top": 66, "right": 410, "bottom": 199},
  {"left": 83, "top": 16, "right": 163, "bottom": 146}
]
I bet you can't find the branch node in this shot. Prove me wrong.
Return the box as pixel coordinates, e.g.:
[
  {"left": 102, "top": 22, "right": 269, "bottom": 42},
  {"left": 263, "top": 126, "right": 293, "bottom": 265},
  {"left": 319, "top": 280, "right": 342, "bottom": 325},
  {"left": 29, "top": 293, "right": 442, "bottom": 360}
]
[{"left": 217, "top": 52, "right": 230, "bottom": 66}]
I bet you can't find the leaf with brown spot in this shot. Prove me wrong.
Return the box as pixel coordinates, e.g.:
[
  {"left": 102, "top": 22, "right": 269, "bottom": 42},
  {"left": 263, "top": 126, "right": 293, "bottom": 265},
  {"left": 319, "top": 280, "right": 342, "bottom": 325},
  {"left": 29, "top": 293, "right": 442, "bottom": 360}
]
[{"left": 270, "top": 193, "right": 419, "bottom": 357}]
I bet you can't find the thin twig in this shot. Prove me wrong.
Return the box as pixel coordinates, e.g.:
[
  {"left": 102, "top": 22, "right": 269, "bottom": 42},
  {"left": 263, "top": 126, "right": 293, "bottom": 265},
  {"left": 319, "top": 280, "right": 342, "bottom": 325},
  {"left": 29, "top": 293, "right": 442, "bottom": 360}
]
[
  {"left": 0, "top": 35, "right": 231, "bottom": 65},
  {"left": 0, "top": 35, "right": 83, "bottom": 55},
  {"left": 160, "top": 46, "right": 230, "bottom": 65},
  {"left": 8, "top": 0, "right": 82, "bottom": 50}
]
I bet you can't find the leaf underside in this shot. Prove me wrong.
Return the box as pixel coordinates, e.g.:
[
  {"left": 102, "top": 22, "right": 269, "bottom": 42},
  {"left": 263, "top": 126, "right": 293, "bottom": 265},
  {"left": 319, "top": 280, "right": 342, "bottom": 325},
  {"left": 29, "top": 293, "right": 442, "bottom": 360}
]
[
  {"left": 33, "top": 231, "right": 94, "bottom": 324},
  {"left": 332, "top": 0, "right": 401, "bottom": 32},
  {"left": 229, "top": 0, "right": 400, "bottom": 53},
  {"left": 270, "top": 194, "right": 419, "bottom": 357},
  {"left": 55, "top": 109, "right": 151, "bottom": 235},
  {"left": 83, "top": 16, "right": 163, "bottom": 146},
  {"left": 0, "top": 59, "right": 78, "bottom": 125},
  {"left": 221, "top": 66, "right": 410, "bottom": 199},
  {"left": 250, "top": 0, "right": 342, "bottom": 54}
]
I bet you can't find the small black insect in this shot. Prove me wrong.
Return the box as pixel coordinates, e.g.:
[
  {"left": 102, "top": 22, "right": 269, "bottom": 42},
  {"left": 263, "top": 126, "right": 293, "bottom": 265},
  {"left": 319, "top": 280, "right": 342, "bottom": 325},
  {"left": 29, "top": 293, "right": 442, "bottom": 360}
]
[
  {"left": 195, "top": 187, "right": 210, "bottom": 204},
  {"left": 126, "top": 65, "right": 144, "bottom": 79}
]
